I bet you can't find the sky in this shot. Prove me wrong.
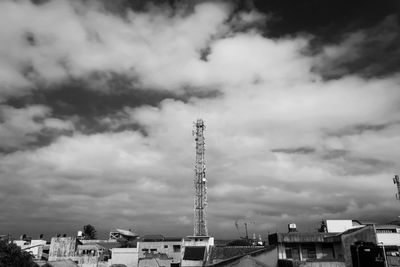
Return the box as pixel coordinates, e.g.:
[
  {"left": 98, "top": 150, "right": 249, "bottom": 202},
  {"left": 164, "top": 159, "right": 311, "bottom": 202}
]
[{"left": 1, "top": 0, "right": 400, "bottom": 240}]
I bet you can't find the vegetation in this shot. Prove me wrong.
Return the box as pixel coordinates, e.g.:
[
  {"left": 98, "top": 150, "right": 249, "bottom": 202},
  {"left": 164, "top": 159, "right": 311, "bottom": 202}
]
[
  {"left": 83, "top": 224, "right": 97, "bottom": 240},
  {"left": 0, "top": 240, "right": 38, "bottom": 267},
  {"left": 226, "top": 239, "right": 253, "bottom": 246}
]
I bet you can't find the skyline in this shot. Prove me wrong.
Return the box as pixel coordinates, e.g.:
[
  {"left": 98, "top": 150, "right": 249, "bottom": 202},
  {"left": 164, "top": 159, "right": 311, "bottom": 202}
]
[{"left": 1, "top": 0, "right": 400, "bottom": 239}]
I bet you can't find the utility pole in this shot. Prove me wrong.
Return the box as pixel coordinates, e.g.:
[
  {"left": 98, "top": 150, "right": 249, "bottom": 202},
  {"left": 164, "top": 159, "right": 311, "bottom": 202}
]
[{"left": 193, "top": 119, "right": 208, "bottom": 236}]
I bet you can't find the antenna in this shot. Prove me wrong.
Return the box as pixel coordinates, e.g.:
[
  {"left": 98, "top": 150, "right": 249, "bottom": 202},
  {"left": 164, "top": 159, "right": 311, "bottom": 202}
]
[
  {"left": 193, "top": 119, "right": 208, "bottom": 236},
  {"left": 393, "top": 175, "right": 400, "bottom": 201}
]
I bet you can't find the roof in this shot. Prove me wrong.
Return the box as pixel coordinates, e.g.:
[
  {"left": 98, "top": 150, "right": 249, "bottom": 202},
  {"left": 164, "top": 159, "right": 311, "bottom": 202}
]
[
  {"left": 183, "top": 246, "right": 206, "bottom": 261},
  {"left": 78, "top": 244, "right": 102, "bottom": 250},
  {"left": 207, "top": 246, "right": 275, "bottom": 266},
  {"left": 139, "top": 235, "right": 181, "bottom": 242},
  {"left": 375, "top": 225, "right": 400, "bottom": 230},
  {"left": 82, "top": 241, "right": 121, "bottom": 250},
  {"left": 164, "top": 237, "right": 182, "bottom": 242},
  {"left": 115, "top": 228, "right": 138, "bottom": 237},
  {"left": 352, "top": 220, "right": 377, "bottom": 226},
  {"left": 325, "top": 226, "right": 372, "bottom": 243},
  {"left": 270, "top": 232, "right": 336, "bottom": 243}
]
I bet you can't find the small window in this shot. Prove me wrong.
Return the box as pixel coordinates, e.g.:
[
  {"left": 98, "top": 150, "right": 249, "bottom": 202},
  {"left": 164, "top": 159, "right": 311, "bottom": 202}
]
[
  {"left": 150, "top": 248, "right": 157, "bottom": 252},
  {"left": 173, "top": 245, "right": 181, "bottom": 252},
  {"left": 164, "top": 245, "right": 168, "bottom": 248},
  {"left": 142, "top": 248, "right": 149, "bottom": 252}
]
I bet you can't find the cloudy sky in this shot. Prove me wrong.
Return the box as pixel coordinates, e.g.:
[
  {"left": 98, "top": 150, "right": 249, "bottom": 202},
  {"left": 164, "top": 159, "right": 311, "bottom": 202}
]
[{"left": 1, "top": 0, "right": 400, "bottom": 239}]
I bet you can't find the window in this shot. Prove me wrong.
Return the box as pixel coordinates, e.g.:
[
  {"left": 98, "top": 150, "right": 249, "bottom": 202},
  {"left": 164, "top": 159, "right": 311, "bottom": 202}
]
[
  {"left": 322, "top": 244, "right": 334, "bottom": 259},
  {"left": 301, "top": 244, "right": 316, "bottom": 259},
  {"left": 285, "top": 244, "right": 300, "bottom": 260},
  {"left": 142, "top": 248, "right": 149, "bottom": 252},
  {"left": 173, "top": 245, "right": 181, "bottom": 252},
  {"left": 150, "top": 248, "right": 157, "bottom": 252},
  {"left": 164, "top": 245, "right": 168, "bottom": 248}
]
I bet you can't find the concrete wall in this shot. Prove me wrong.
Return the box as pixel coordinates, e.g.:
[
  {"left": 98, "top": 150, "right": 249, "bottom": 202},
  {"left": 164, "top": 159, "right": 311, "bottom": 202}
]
[
  {"left": 181, "top": 237, "right": 214, "bottom": 267},
  {"left": 48, "top": 237, "right": 78, "bottom": 261},
  {"left": 110, "top": 247, "right": 138, "bottom": 267},
  {"left": 253, "top": 247, "right": 278, "bottom": 267},
  {"left": 340, "top": 226, "right": 377, "bottom": 267},
  {"left": 138, "top": 241, "right": 182, "bottom": 262}
]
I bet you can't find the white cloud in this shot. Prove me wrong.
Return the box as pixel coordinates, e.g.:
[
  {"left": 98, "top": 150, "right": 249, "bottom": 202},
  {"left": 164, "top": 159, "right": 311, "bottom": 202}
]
[
  {"left": 0, "top": 105, "right": 73, "bottom": 150},
  {"left": 0, "top": 0, "right": 400, "bottom": 238}
]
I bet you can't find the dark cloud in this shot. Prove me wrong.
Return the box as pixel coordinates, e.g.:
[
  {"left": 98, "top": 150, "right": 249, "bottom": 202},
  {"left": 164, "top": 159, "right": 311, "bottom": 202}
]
[
  {"left": 271, "top": 146, "right": 315, "bottom": 154},
  {"left": 253, "top": 0, "right": 399, "bottom": 39},
  {"left": 326, "top": 122, "right": 394, "bottom": 137},
  {"left": 248, "top": 0, "right": 400, "bottom": 78},
  {"left": 5, "top": 77, "right": 181, "bottom": 134},
  {"left": 313, "top": 15, "right": 400, "bottom": 79}
]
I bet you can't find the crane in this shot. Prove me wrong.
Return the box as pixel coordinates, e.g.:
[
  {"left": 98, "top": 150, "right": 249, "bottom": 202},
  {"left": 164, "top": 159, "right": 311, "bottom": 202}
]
[{"left": 234, "top": 220, "right": 255, "bottom": 240}]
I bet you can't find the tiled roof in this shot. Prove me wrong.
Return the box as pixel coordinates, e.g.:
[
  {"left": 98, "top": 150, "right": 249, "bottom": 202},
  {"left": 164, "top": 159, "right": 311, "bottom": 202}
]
[
  {"left": 207, "top": 246, "right": 275, "bottom": 266},
  {"left": 375, "top": 224, "right": 400, "bottom": 230},
  {"left": 208, "top": 246, "right": 265, "bottom": 261}
]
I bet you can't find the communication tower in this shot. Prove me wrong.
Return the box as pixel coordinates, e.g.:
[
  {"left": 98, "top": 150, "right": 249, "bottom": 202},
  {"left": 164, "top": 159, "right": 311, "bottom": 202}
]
[
  {"left": 393, "top": 175, "right": 400, "bottom": 200},
  {"left": 192, "top": 119, "right": 208, "bottom": 236}
]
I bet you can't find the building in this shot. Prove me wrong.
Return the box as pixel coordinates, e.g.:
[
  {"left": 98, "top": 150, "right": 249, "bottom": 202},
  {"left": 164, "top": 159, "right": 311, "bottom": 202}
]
[
  {"left": 269, "top": 220, "right": 400, "bottom": 267},
  {"left": 48, "top": 237, "right": 80, "bottom": 262},
  {"left": 13, "top": 238, "right": 48, "bottom": 260},
  {"left": 182, "top": 236, "right": 214, "bottom": 267},
  {"left": 110, "top": 247, "right": 139, "bottom": 267},
  {"left": 138, "top": 235, "right": 182, "bottom": 264}
]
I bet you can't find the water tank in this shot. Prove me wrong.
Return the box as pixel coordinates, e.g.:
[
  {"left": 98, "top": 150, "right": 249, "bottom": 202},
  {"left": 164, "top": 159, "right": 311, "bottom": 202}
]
[{"left": 288, "top": 223, "right": 297, "bottom": 232}]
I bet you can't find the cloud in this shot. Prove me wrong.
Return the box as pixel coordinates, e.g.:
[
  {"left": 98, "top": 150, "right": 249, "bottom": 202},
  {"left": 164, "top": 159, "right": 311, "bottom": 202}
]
[
  {"left": 0, "top": 105, "right": 73, "bottom": 151},
  {"left": 313, "top": 15, "right": 400, "bottom": 78},
  {"left": 0, "top": 0, "right": 240, "bottom": 98},
  {"left": 0, "top": 0, "right": 400, "bottom": 238}
]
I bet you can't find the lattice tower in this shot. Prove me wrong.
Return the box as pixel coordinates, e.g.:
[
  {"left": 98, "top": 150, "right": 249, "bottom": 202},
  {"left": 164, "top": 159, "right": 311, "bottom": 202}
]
[
  {"left": 394, "top": 175, "right": 400, "bottom": 201},
  {"left": 193, "top": 119, "right": 208, "bottom": 236}
]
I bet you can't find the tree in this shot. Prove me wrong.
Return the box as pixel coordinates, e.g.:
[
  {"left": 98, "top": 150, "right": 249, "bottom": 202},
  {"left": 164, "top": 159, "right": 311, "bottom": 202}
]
[
  {"left": 0, "top": 240, "right": 38, "bottom": 267},
  {"left": 226, "top": 239, "right": 253, "bottom": 246},
  {"left": 83, "top": 224, "right": 97, "bottom": 240}
]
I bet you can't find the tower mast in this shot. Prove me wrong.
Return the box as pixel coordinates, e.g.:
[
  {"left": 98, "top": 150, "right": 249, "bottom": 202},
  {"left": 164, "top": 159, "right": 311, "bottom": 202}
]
[
  {"left": 393, "top": 175, "right": 400, "bottom": 201},
  {"left": 193, "top": 119, "right": 208, "bottom": 236}
]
